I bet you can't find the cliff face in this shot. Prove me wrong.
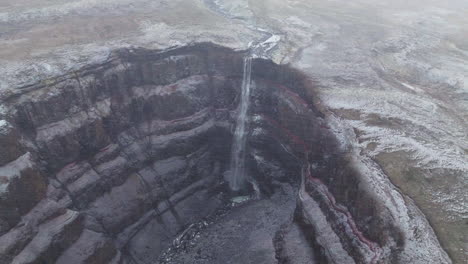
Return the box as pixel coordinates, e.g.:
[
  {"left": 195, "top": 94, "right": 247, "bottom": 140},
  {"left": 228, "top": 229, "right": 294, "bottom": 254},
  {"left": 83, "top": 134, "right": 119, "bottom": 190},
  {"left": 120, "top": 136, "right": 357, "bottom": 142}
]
[
  {"left": 0, "top": 44, "right": 450, "bottom": 264},
  {"left": 0, "top": 44, "right": 241, "bottom": 264}
]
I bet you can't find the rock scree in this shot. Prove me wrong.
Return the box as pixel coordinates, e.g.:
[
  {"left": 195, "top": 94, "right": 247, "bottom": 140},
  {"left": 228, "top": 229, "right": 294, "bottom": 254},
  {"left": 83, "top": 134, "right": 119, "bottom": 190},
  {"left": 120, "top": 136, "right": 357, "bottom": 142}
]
[{"left": 0, "top": 43, "right": 451, "bottom": 264}]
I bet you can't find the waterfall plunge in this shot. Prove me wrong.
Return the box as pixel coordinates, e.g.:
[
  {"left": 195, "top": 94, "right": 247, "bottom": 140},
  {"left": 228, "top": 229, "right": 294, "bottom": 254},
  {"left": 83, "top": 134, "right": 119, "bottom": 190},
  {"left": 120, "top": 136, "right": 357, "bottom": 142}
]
[{"left": 229, "top": 57, "right": 253, "bottom": 191}]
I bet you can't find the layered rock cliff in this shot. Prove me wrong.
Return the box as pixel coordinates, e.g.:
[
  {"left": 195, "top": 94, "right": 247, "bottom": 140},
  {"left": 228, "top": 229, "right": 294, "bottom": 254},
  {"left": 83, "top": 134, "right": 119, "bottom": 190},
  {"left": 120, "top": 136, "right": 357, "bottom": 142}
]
[{"left": 0, "top": 43, "right": 451, "bottom": 264}]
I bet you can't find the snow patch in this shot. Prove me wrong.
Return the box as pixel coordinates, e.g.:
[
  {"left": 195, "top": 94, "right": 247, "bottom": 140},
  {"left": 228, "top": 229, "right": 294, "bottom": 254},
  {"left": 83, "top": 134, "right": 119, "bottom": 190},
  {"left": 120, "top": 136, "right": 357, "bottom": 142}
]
[
  {"left": 400, "top": 82, "right": 424, "bottom": 93},
  {"left": 0, "top": 153, "right": 34, "bottom": 193},
  {"left": 321, "top": 87, "right": 468, "bottom": 171},
  {"left": 0, "top": 119, "right": 11, "bottom": 135}
]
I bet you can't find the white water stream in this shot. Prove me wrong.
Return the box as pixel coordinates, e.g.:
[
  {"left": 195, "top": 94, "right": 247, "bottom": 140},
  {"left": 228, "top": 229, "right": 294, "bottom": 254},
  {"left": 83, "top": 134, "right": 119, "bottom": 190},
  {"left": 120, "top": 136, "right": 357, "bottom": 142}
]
[{"left": 229, "top": 57, "right": 252, "bottom": 191}]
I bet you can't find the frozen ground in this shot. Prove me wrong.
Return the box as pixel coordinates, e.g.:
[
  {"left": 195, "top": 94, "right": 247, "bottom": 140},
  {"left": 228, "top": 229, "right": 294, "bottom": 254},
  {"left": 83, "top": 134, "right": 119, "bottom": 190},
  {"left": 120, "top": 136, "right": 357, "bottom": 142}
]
[{"left": 0, "top": 0, "right": 466, "bottom": 262}]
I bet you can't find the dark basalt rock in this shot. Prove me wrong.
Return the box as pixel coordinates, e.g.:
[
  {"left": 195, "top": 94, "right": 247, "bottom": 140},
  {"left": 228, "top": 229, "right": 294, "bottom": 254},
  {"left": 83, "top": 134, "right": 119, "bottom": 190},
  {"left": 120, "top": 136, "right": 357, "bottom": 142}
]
[{"left": 0, "top": 43, "right": 450, "bottom": 264}]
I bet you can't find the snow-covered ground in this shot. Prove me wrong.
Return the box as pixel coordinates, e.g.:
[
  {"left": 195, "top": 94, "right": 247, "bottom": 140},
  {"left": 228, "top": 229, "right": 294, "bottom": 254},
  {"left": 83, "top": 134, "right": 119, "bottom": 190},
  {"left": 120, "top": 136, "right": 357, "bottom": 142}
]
[{"left": 0, "top": 0, "right": 466, "bottom": 262}]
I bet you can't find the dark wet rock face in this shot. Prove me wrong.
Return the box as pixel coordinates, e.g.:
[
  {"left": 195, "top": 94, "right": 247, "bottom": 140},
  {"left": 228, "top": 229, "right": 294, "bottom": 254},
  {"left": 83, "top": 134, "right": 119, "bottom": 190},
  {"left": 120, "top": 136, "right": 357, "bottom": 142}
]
[{"left": 0, "top": 43, "right": 450, "bottom": 264}]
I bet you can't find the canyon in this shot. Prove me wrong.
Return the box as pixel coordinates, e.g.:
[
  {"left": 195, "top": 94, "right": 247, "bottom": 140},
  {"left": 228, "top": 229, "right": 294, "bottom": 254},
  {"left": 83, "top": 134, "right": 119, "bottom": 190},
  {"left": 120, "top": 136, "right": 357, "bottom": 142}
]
[
  {"left": 0, "top": 43, "right": 452, "bottom": 263},
  {"left": 1, "top": 0, "right": 467, "bottom": 261}
]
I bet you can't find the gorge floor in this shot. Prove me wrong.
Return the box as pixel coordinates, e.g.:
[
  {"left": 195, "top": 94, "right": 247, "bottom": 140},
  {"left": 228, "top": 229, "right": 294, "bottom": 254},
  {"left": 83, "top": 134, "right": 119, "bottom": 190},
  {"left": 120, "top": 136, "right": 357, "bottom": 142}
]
[{"left": 158, "top": 183, "right": 315, "bottom": 264}]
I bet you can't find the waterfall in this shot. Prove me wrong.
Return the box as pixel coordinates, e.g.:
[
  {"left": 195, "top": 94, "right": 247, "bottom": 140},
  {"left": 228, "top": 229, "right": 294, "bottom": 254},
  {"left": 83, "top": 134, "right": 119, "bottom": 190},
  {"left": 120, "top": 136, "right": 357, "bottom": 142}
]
[{"left": 229, "top": 56, "right": 252, "bottom": 191}]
